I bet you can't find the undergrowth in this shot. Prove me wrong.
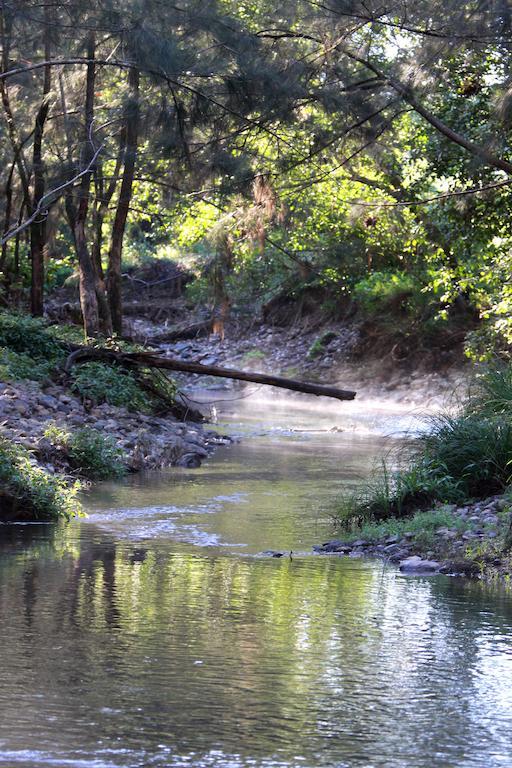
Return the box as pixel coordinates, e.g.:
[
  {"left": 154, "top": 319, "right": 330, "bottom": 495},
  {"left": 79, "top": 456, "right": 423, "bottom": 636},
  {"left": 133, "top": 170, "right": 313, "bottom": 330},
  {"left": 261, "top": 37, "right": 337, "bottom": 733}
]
[
  {"left": 0, "top": 437, "right": 81, "bottom": 521},
  {"left": 69, "top": 362, "right": 151, "bottom": 411},
  {"left": 43, "top": 424, "right": 126, "bottom": 480},
  {"left": 346, "top": 508, "right": 472, "bottom": 550}
]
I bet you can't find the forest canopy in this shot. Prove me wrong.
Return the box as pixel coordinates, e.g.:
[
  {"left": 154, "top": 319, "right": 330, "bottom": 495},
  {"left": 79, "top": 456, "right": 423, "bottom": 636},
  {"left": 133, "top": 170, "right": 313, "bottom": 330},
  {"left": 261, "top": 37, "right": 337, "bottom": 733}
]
[{"left": 2, "top": 0, "right": 512, "bottom": 358}]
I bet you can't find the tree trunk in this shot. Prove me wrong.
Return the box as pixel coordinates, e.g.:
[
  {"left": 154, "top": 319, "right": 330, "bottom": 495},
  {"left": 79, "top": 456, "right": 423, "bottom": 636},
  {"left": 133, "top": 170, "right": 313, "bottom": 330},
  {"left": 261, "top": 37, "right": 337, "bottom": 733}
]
[
  {"left": 107, "top": 67, "right": 139, "bottom": 335},
  {"left": 0, "top": 160, "right": 14, "bottom": 272},
  {"left": 29, "top": 5, "right": 52, "bottom": 316},
  {"left": 72, "top": 33, "right": 113, "bottom": 336}
]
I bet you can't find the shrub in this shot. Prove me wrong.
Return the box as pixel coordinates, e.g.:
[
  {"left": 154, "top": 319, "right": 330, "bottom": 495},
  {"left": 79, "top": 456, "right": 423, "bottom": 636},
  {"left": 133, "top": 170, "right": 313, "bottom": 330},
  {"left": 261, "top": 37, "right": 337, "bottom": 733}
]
[
  {"left": 70, "top": 362, "right": 150, "bottom": 411},
  {"left": 0, "top": 438, "right": 81, "bottom": 521},
  {"left": 43, "top": 424, "right": 126, "bottom": 480},
  {"left": 353, "top": 271, "right": 416, "bottom": 315},
  {"left": 0, "top": 312, "right": 64, "bottom": 363}
]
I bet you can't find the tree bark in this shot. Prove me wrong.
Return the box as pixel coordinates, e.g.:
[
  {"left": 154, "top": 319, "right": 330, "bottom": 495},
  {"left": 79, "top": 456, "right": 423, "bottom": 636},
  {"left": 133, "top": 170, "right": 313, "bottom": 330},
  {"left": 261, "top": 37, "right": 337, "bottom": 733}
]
[
  {"left": 107, "top": 66, "right": 139, "bottom": 335},
  {"left": 92, "top": 140, "right": 123, "bottom": 280}
]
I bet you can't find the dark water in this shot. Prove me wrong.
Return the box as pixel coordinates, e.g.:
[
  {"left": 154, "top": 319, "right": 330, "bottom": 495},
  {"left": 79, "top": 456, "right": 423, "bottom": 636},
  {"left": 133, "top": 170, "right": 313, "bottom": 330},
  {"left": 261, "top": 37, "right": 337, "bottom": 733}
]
[{"left": 0, "top": 399, "right": 512, "bottom": 768}]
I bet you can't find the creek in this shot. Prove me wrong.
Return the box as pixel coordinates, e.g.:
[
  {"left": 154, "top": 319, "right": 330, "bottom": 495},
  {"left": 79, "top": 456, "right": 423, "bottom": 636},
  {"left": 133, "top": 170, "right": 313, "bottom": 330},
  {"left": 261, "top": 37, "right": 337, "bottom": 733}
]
[{"left": 0, "top": 394, "right": 511, "bottom": 767}]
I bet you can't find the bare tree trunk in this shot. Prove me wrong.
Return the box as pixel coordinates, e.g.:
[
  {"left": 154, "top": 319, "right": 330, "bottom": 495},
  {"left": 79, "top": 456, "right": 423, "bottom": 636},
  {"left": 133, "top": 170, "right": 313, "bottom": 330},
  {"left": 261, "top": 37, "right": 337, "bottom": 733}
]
[
  {"left": 29, "top": 4, "right": 52, "bottom": 316},
  {"left": 73, "top": 33, "right": 113, "bottom": 336},
  {"left": 107, "top": 66, "right": 139, "bottom": 335}
]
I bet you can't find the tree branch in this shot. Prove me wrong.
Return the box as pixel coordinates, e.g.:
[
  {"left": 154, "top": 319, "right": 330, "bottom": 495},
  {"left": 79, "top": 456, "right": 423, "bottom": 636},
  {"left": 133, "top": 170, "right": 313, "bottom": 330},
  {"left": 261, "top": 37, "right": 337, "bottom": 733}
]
[{"left": 1, "top": 143, "right": 104, "bottom": 246}]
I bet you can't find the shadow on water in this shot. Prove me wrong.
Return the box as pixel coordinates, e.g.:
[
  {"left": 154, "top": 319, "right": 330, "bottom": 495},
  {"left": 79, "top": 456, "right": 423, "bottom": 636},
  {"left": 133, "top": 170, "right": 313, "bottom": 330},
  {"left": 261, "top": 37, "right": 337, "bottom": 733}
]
[{"left": 0, "top": 397, "right": 512, "bottom": 767}]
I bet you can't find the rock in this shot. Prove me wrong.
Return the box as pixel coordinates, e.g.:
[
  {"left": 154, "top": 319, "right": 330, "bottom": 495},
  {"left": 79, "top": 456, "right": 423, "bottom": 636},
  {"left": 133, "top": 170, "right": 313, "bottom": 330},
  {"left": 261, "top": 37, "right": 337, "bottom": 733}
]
[
  {"left": 177, "top": 453, "right": 202, "bottom": 468},
  {"left": 385, "top": 534, "right": 400, "bottom": 544},
  {"left": 438, "top": 561, "right": 480, "bottom": 577},
  {"left": 262, "top": 550, "right": 287, "bottom": 558},
  {"left": 437, "top": 527, "right": 458, "bottom": 540},
  {"left": 389, "top": 549, "right": 410, "bottom": 564},
  {"left": 68, "top": 415, "right": 86, "bottom": 427},
  {"left": 399, "top": 556, "right": 440, "bottom": 574},
  {"left": 183, "top": 443, "right": 208, "bottom": 458},
  {"left": 313, "top": 540, "right": 350, "bottom": 553},
  {"left": 352, "top": 539, "right": 369, "bottom": 548},
  {"left": 38, "top": 394, "right": 58, "bottom": 409}
]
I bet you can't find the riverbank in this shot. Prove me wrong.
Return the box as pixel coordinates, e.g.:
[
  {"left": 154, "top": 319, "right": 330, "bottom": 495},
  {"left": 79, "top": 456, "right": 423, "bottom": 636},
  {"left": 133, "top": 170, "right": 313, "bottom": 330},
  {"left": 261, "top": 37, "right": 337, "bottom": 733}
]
[
  {"left": 131, "top": 317, "right": 468, "bottom": 410},
  {"left": 0, "top": 311, "right": 235, "bottom": 521},
  {"left": 314, "top": 495, "right": 512, "bottom": 580},
  {"left": 0, "top": 378, "right": 230, "bottom": 477}
]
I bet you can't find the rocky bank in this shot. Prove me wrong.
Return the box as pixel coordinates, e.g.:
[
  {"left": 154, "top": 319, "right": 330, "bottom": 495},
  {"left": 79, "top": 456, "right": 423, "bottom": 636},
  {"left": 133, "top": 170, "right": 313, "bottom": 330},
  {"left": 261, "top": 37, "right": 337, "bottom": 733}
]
[
  {"left": 0, "top": 379, "right": 231, "bottom": 477},
  {"left": 314, "top": 495, "right": 512, "bottom": 579}
]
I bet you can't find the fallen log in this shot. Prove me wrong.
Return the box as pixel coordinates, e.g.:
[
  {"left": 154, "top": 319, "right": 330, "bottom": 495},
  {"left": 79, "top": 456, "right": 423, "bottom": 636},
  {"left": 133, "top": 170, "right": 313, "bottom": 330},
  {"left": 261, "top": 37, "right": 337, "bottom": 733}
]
[{"left": 64, "top": 346, "right": 357, "bottom": 402}]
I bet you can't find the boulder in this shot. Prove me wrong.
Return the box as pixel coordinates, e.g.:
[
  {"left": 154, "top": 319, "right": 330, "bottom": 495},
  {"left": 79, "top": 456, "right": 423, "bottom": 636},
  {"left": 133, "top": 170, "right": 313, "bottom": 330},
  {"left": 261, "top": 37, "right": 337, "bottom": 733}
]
[{"left": 399, "top": 555, "right": 440, "bottom": 574}]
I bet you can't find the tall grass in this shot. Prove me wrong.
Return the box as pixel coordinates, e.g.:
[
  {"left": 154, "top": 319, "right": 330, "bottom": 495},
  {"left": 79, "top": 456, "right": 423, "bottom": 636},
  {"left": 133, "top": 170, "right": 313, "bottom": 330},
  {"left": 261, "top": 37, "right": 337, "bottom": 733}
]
[{"left": 337, "top": 364, "right": 512, "bottom": 528}]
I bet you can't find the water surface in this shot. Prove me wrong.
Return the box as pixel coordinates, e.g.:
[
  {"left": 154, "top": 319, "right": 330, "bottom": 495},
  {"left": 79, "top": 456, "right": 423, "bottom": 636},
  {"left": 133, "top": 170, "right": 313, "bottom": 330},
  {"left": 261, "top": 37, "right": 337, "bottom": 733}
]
[{"left": 0, "top": 397, "right": 511, "bottom": 768}]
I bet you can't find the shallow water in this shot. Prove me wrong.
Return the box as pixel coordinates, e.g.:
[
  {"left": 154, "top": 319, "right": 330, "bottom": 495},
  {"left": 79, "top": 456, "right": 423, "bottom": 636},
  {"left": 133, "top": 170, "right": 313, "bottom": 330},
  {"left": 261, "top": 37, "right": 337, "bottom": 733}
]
[{"left": 0, "top": 397, "right": 512, "bottom": 768}]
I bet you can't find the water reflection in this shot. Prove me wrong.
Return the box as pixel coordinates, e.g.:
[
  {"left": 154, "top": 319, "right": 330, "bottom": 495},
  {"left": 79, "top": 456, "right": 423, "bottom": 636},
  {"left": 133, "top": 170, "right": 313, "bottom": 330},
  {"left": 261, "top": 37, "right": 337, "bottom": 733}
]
[
  {"left": 0, "top": 523, "right": 512, "bottom": 767},
  {"left": 0, "top": 401, "right": 512, "bottom": 768}
]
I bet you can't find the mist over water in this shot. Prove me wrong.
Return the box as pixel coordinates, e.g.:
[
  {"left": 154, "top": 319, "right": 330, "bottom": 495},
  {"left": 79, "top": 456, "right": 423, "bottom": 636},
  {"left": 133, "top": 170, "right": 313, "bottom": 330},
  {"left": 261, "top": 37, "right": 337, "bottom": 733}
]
[{"left": 0, "top": 394, "right": 511, "bottom": 768}]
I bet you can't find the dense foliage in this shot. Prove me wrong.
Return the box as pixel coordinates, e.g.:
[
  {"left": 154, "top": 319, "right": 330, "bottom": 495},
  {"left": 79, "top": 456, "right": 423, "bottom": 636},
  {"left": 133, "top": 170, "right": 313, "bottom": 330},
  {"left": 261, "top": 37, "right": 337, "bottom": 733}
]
[
  {"left": 1, "top": 2, "right": 512, "bottom": 357},
  {"left": 43, "top": 424, "right": 127, "bottom": 480}
]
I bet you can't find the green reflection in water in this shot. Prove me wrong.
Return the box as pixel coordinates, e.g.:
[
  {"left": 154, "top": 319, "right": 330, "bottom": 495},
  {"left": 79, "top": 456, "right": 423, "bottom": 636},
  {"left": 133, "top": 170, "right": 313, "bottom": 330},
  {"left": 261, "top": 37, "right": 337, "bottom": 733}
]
[{"left": 1, "top": 522, "right": 512, "bottom": 768}]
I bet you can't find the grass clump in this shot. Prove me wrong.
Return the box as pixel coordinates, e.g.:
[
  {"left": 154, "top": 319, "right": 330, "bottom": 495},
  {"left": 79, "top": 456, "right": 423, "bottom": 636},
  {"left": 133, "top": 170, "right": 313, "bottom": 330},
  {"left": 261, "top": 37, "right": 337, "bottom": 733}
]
[
  {"left": 307, "top": 331, "right": 338, "bottom": 360},
  {"left": 70, "top": 362, "right": 150, "bottom": 411},
  {"left": 350, "top": 508, "right": 471, "bottom": 549},
  {"left": 0, "top": 437, "right": 81, "bottom": 521},
  {"left": 338, "top": 363, "right": 512, "bottom": 529},
  {"left": 43, "top": 424, "right": 127, "bottom": 480}
]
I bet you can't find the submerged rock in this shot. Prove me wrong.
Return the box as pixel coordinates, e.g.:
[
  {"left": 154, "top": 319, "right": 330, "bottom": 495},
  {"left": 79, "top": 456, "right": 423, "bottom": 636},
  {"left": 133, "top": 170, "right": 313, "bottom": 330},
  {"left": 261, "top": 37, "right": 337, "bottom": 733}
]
[{"left": 261, "top": 550, "right": 290, "bottom": 558}]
